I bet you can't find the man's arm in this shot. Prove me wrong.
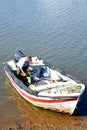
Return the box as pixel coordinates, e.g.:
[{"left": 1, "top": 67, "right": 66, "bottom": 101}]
[
  {"left": 28, "top": 66, "right": 33, "bottom": 71},
  {"left": 20, "top": 68, "right": 27, "bottom": 76}
]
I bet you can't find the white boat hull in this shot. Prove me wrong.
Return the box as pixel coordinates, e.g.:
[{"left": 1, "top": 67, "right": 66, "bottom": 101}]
[{"left": 5, "top": 68, "right": 79, "bottom": 115}]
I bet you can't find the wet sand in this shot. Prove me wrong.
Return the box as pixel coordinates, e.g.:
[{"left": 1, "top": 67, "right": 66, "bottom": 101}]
[{"left": 1, "top": 79, "right": 87, "bottom": 130}]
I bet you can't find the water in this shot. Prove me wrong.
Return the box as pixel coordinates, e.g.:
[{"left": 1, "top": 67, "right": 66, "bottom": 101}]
[{"left": 0, "top": 0, "right": 87, "bottom": 129}]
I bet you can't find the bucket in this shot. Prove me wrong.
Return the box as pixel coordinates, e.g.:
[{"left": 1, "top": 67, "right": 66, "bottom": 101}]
[{"left": 27, "top": 76, "right": 33, "bottom": 84}]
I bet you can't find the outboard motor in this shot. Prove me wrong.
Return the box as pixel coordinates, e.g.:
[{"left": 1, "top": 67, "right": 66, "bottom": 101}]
[{"left": 14, "top": 50, "right": 25, "bottom": 62}]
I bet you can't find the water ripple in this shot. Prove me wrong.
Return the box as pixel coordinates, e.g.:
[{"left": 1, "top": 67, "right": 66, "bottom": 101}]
[{"left": 0, "top": 0, "right": 87, "bottom": 119}]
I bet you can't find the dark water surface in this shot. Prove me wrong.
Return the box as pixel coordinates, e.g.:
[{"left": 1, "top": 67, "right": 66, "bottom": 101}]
[{"left": 0, "top": 0, "right": 87, "bottom": 129}]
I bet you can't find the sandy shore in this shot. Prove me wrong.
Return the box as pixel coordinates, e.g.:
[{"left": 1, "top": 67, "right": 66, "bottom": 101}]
[{"left": 1, "top": 113, "right": 87, "bottom": 130}]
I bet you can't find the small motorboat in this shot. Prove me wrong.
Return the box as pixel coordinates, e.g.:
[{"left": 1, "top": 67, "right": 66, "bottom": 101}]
[{"left": 3, "top": 50, "right": 85, "bottom": 115}]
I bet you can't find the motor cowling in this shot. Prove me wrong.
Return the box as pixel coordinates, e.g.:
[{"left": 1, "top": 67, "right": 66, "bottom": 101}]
[{"left": 14, "top": 50, "right": 25, "bottom": 62}]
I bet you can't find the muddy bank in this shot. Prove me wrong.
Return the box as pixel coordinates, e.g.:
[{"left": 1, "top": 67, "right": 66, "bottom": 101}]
[{"left": 1, "top": 113, "right": 87, "bottom": 130}]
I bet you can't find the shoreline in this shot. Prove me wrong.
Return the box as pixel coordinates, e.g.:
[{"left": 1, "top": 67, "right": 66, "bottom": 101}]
[{"left": 1, "top": 114, "right": 87, "bottom": 130}]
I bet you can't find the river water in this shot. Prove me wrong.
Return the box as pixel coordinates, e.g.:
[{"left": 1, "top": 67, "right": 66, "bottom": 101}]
[{"left": 0, "top": 0, "right": 87, "bottom": 129}]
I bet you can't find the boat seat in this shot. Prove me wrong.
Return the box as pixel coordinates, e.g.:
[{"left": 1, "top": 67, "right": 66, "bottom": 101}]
[{"left": 35, "top": 80, "right": 47, "bottom": 87}]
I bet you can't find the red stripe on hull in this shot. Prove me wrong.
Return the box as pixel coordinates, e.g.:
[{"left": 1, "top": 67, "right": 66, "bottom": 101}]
[{"left": 19, "top": 88, "right": 77, "bottom": 103}]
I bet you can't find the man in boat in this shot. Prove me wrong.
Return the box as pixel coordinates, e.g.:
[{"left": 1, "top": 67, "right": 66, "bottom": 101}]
[{"left": 16, "top": 56, "right": 33, "bottom": 77}]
